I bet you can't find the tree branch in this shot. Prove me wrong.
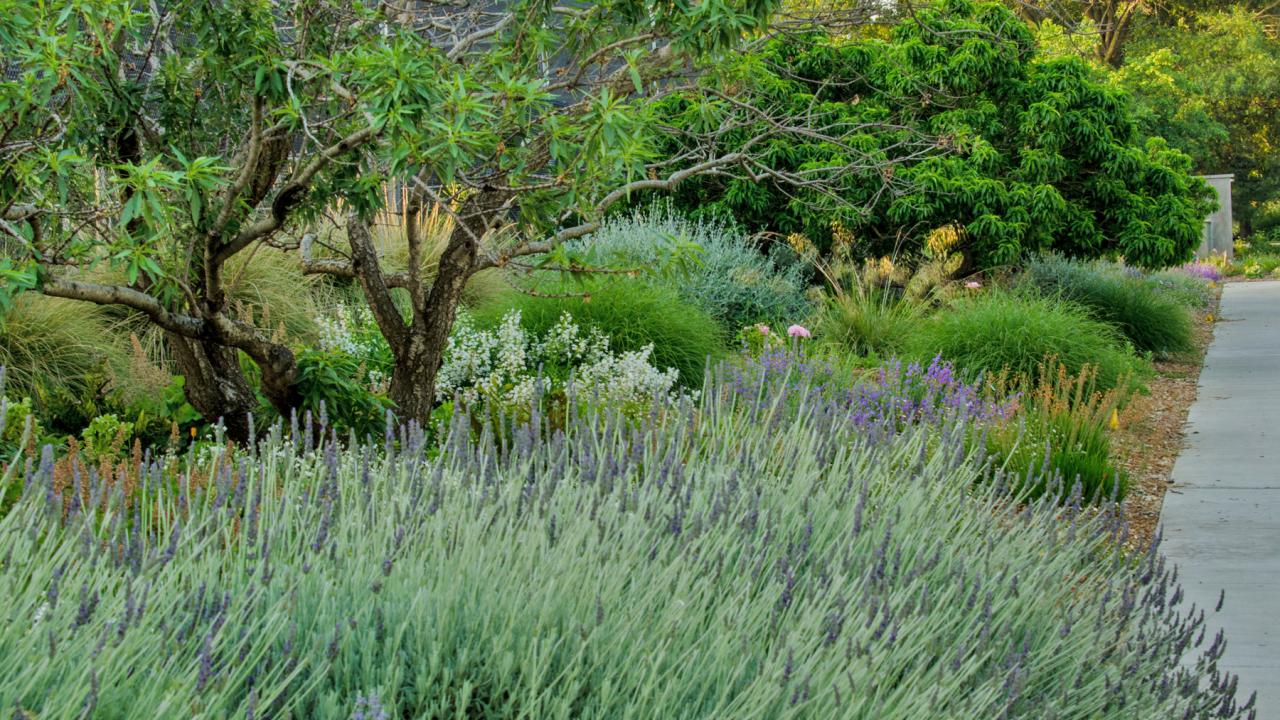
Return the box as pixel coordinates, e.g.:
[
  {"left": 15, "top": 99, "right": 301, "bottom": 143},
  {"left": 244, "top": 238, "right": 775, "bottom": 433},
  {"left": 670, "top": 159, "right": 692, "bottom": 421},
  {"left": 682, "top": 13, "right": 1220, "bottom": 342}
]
[
  {"left": 343, "top": 218, "right": 411, "bottom": 352},
  {"left": 213, "top": 123, "right": 379, "bottom": 266},
  {"left": 41, "top": 278, "right": 206, "bottom": 337},
  {"left": 480, "top": 153, "right": 747, "bottom": 269},
  {"left": 299, "top": 233, "right": 414, "bottom": 290},
  {"left": 208, "top": 94, "right": 265, "bottom": 240},
  {"left": 446, "top": 12, "right": 515, "bottom": 61}
]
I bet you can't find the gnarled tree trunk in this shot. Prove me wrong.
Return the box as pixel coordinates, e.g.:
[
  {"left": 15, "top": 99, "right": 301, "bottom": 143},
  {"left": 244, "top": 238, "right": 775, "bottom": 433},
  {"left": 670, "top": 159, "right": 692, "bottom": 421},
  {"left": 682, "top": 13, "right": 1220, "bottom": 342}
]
[
  {"left": 388, "top": 227, "right": 478, "bottom": 422},
  {"left": 341, "top": 189, "right": 506, "bottom": 425},
  {"left": 167, "top": 334, "right": 259, "bottom": 442}
]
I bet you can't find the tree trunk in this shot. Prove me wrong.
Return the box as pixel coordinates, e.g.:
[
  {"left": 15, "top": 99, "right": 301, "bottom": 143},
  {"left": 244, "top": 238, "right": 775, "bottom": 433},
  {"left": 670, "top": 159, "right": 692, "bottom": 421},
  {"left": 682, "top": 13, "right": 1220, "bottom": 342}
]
[
  {"left": 256, "top": 345, "right": 303, "bottom": 420},
  {"left": 1088, "top": 0, "right": 1132, "bottom": 69},
  {"left": 168, "top": 334, "right": 259, "bottom": 442},
  {"left": 386, "top": 188, "right": 509, "bottom": 423},
  {"left": 388, "top": 228, "right": 477, "bottom": 423},
  {"left": 388, "top": 341, "right": 441, "bottom": 424}
]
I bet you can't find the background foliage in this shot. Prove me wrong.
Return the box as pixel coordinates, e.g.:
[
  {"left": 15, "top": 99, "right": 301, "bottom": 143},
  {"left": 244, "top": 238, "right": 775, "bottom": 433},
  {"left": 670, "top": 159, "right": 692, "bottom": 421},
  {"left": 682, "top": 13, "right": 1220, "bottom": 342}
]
[{"left": 658, "top": 0, "right": 1215, "bottom": 268}]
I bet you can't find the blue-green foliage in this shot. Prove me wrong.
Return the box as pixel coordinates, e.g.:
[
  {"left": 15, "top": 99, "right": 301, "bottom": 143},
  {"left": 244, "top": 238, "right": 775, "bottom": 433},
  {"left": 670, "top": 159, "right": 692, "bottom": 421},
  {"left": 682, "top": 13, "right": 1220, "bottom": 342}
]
[
  {"left": 0, "top": 375, "right": 1248, "bottom": 718},
  {"left": 1146, "top": 269, "right": 1217, "bottom": 309},
  {"left": 573, "top": 207, "right": 813, "bottom": 329}
]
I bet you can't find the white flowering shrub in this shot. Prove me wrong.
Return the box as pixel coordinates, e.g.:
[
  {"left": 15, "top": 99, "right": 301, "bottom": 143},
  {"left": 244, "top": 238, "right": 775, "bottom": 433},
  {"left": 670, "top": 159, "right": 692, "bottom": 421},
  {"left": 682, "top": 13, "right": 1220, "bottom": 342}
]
[
  {"left": 316, "top": 305, "right": 392, "bottom": 367},
  {"left": 437, "top": 310, "right": 682, "bottom": 416}
]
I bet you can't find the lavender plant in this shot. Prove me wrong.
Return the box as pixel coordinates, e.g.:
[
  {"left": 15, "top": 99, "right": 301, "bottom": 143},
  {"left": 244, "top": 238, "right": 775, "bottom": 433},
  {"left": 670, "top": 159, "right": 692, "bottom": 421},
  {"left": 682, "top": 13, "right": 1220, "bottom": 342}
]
[
  {"left": 0, "top": 373, "right": 1253, "bottom": 718},
  {"left": 720, "top": 351, "right": 1014, "bottom": 440}
]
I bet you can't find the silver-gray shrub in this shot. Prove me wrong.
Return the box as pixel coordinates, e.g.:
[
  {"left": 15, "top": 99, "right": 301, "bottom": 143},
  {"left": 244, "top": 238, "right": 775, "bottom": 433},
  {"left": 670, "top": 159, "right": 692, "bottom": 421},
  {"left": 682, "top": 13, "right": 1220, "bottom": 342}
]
[
  {"left": 0, "top": 375, "right": 1253, "bottom": 718},
  {"left": 575, "top": 205, "right": 813, "bottom": 329}
]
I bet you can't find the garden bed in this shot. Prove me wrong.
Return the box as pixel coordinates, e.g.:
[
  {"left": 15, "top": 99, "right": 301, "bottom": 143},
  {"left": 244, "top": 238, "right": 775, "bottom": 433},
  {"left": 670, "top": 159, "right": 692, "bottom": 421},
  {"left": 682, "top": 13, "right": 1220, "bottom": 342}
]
[{"left": 1114, "top": 287, "right": 1221, "bottom": 551}]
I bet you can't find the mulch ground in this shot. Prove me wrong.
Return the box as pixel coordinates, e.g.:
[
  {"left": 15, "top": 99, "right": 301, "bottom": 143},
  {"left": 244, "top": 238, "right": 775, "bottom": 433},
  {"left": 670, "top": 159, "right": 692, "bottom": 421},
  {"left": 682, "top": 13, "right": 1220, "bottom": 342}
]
[{"left": 1113, "top": 288, "right": 1222, "bottom": 552}]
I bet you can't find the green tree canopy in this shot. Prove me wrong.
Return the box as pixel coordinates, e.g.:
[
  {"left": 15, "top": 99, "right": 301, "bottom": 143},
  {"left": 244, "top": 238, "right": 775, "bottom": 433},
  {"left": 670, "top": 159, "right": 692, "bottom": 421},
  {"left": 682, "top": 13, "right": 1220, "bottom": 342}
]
[
  {"left": 659, "top": 0, "right": 1216, "bottom": 268},
  {"left": 1115, "top": 8, "right": 1280, "bottom": 234},
  {"left": 2, "top": 0, "right": 891, "bottom": 429}
]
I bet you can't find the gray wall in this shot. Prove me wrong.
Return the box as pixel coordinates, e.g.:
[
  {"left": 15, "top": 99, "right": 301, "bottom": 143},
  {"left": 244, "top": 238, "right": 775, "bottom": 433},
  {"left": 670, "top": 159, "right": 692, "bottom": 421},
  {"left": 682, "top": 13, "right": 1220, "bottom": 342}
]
[{"left": 1199, "top": 174, "right": 1234, "bottom": 260}]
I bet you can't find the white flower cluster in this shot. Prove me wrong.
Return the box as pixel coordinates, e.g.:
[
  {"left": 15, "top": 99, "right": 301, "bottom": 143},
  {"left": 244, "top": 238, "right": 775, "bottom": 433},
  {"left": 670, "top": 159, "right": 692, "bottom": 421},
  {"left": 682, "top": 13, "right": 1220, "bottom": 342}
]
[
  {"left": 570, "top": 345, "right": 681, "bottom": 408},
  {"left": 317, "top": 304, "right": 384, "bottom": 359},
  {"left": 437, "top": 310, "right": 681, "bottom": 414}
]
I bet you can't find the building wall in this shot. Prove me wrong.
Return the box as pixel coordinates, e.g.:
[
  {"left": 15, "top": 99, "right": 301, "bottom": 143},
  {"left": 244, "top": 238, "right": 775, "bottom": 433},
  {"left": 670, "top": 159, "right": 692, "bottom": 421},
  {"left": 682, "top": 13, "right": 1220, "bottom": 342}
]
[{"left": 1198, "top": 174, "right": 1235, "bottom": 260}]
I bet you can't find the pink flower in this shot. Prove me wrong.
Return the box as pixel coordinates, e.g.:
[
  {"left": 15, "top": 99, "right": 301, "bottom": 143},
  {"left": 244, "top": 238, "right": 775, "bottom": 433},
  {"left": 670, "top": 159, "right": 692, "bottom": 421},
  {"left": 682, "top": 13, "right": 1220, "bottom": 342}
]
[
  {"left": 964, "top": 281, "right": 982, "bottom": 289},
  {"left": 787, "top": 324, "right": 811, "bottom": 339},
  {"left": 756, "top": 324, "right": 771, "bottom": 336}
]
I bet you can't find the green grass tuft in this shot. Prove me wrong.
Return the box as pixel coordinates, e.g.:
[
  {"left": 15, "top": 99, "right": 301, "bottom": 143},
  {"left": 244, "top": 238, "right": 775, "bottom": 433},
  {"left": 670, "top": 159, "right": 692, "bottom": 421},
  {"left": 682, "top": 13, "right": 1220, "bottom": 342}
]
[
  {"left": 0, "top": 295, "right": 133, "bottom": 422},
  {"left": 1022, "top": 254, "right": 1194, "bottom": 355},
  {"left": 813, "top": 286, "right": 926, "bottom": 357},
  {"left": 472, "top": 278, "right": 728, "bottom": 386},
  {"left": 907, "top": 290, "right": 1147, "bottom": 392}
]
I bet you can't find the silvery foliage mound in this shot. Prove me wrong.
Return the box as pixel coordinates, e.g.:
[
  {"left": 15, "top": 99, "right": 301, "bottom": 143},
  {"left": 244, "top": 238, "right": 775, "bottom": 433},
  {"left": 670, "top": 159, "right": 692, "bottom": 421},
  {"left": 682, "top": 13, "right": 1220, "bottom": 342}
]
[
  {"left": 573, "top": 205, "right": 812, "bottom": 328},
  {"left": 0, "top": 366, "right": 1254, "bottom": 719},
  {"left": 435, "top": 309, "right": 681, "bottom": 413}
]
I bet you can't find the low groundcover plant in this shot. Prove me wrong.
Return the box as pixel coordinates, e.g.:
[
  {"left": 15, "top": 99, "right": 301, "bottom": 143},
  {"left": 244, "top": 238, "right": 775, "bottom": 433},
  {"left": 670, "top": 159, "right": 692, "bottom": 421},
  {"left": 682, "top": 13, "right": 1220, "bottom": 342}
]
[{"left": 0, "top": 368, "right": 1252, "bottom": 719}]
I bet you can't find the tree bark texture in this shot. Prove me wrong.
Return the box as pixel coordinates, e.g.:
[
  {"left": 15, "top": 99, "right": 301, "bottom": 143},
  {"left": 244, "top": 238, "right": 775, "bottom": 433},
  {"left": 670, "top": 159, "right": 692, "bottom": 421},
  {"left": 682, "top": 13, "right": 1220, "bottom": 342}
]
[
  {"left": 384, "top": 190, "right": 509, "bottom": 423},
  {"left": 167, "top": 333, "right": 259, "bottom": 442}
]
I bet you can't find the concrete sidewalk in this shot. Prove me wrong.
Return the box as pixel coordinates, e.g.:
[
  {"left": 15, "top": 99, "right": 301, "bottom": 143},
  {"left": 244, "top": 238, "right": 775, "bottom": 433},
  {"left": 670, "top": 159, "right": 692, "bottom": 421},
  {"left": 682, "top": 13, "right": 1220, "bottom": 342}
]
[{"left": 1161, "top": 280, "right": 1280, "bottom": 717}]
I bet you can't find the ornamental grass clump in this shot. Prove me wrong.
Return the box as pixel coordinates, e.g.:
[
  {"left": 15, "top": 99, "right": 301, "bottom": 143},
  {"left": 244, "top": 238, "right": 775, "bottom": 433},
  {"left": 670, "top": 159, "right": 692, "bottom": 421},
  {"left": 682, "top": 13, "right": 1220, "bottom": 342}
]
[
  {"left": 982, "top": 363, "right": 1130, "bottom": 500},
  {"left": 0, "top": 374, "right": 1251, "bottom": 718},
  {"left": 813, "top": 286, "right": 927, "bottom": 358},
  {"left": 1022, "top": 254, "right": 1195, "bottom": 356},
  {"left": 908, "top": 290, "right": 1147, "bottom": 392}
]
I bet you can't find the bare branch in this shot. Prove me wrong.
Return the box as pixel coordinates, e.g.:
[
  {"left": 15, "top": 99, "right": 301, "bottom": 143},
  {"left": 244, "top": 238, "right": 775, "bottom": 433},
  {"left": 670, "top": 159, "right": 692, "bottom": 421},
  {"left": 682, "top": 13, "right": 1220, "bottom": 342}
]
[
  {"left": 446, "top": 12, "right": 515, "bottom": 61},
  {"left": 42, "top": 278, "right": 206, "bottom": 337},
  {"left": 480, "top": 153, "right": 748, "bottom": 269},
  {"left": 208, "top": 94, "right": 266, "bottom": 240},
  {"left": 299, "top": 233, "right": 414, "bottom": 290}
]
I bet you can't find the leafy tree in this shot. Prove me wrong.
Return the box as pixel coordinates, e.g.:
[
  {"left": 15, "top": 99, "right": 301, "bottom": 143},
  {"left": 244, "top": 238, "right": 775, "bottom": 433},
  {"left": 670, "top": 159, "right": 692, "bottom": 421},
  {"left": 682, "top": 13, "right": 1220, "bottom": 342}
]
[
  {"left": 1117, "top": 9, "right": 1280, "bottom": 234},
  {"left": 1, "top": 0, "right": 900, "bottom": 431},
  {"left": 659, "top": 0, "right": 1215, "bottom": 268}
]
